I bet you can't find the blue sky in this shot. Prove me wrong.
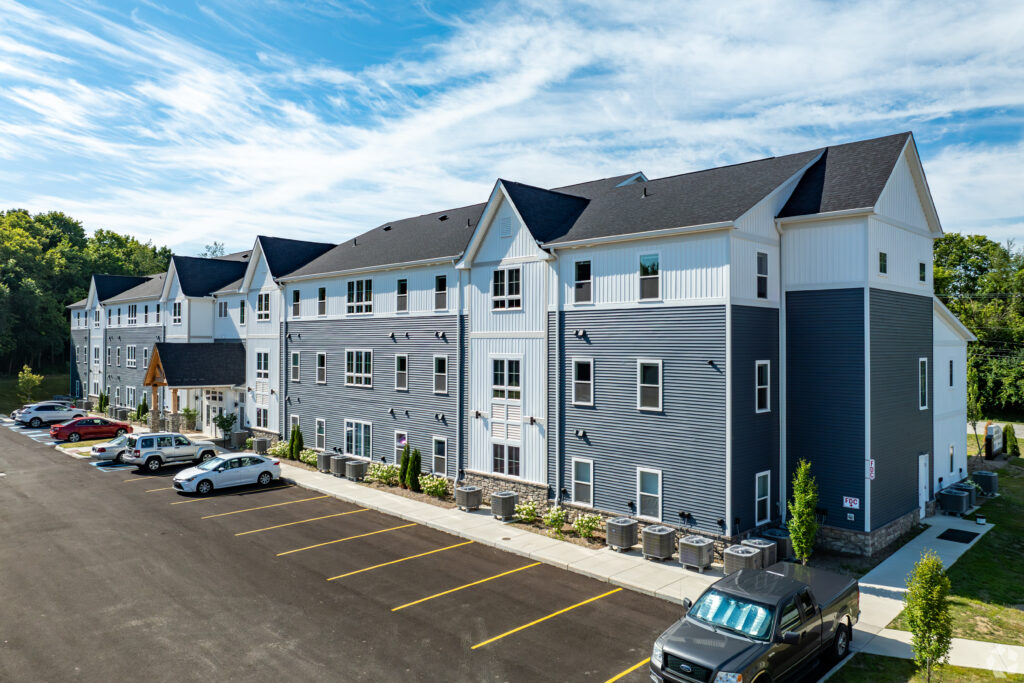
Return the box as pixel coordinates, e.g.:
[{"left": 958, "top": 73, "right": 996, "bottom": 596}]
[{"left": 1, "top": 0, "right": 1022, "bottom": 255}]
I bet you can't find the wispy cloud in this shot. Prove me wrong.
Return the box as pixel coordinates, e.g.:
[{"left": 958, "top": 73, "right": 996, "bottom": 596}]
[{"left": 0, "top": 0, "right": 1021, "bottom": 253}]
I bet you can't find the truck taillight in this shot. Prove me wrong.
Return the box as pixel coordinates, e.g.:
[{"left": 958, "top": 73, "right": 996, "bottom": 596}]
[{"left": 133, "top": 449, "right": 140, "bottom": 456}]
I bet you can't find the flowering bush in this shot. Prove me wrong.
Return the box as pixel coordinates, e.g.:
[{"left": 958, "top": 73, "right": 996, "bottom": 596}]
[
  {"left": 543, "top": 505, "right": 569, "bottom": 539},
  {"left": 419, "top": 474, "right": 449, "bottom": 499},
  {"left": 366, "top": 463, "right": 401, "bottom": 486},
  {"left": 515, "top": 500, "right": 540, "bottom": 524},
  {"left": 573, "top": 513, "right": 603, "bottom": 539},
  {"left": 268, "top": 441, "right": 290, "bottom": 458},
  {"left": 298, "top": 449, "right": 318, "bottom": 466}
]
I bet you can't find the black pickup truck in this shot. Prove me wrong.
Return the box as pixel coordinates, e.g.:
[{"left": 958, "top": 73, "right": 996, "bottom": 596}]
[{"left": 650, "top": 562, "right": 859, "bottom": 683}]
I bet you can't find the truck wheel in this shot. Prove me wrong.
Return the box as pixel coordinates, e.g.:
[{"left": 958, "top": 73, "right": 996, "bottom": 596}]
[
  {"left": 144, "top": 457, "right": 162, "bottom": 472},
  {"left": 831, "top": 621, "right": 851, "bottom": 661},
  {"left": 199, "top": 451, "right": 215, "bottom": 462},
  {"left": 196, "top": 479, "right": 213, "bottom": 495}
]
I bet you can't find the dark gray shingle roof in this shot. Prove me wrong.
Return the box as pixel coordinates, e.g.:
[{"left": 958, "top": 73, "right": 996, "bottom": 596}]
[
  {"left": 258, "top": 236, "right": 335, "bottom": 278},
  {"left": 103, "top": 273, "right": 166, "bottom": 303},
  {"left": 67, "top": 297, "right": 88, "bottom": 309},
  {"left": 172, "top": 255, "right": 249, "bottom": 297},
  {"left": 154, "top": 342, "right": 245, "bottom": 388},
  {"left": 499, "top": 181, "right": 590, "bottom": 244},
  {"left": 93, "top": 274, "right": 151, "bottom": 302}
]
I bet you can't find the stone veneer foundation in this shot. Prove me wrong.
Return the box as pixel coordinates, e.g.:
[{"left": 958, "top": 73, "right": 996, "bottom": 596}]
[
  {"left": 460, "top": 470, "right": 549, "bottom": 508},
  {"left": 816, "top": 509, "right": 920, "bottom": 557}
]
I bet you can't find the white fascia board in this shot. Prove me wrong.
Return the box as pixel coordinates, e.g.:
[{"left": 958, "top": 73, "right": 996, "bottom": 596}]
[
  {"left": 933, "top": 297, "right": 977, "bottom": 342},
  {"left": 455, "top": 180, "right": 505, "bottom": 270},
  {"left": 158, "top": 260, "right": 179, "bottom": 303},
  {"left": 776, "top": 208, "right": 873, "bottom": 226},
  {"left": 239, "top": 238, "right": 266, "bottom": 292},
  {"left": 888, "top": 135, "right": 943, "bottom": 236},
  {"left": 544, "top": 221, "right": 733, "bottom": 250},
  {"left": 615, "top": 172, "right": 648, "bottom": 186},
  {"left": 278, "top": 255, "right": 460, "bottom": 283}
]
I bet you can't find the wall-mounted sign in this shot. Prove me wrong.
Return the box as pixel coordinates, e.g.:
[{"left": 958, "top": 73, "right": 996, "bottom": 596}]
[
  {"left": 866, "top": 459, "right": 875, "bottom": 481},
  {"left": 843, "top": 496, "right": 860, "bottom": 510}
]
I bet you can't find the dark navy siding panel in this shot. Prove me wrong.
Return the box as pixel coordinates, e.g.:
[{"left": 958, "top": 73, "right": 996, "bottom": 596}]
[
  {"left": 104, "top": 327, "right": 164, "bottom": 407},
  {"left": 285, "top": 317, "right": 460, "bottom": 479},
  {"left": 786, "top": 288, "right": 864, "bottom": 531},
  {"left": 70, "top": 329, "right": 90, "bottom": 398},
  {"left": 730, "top": 305, "right": 780, "bottom": 533},
  {"left": 870, "top": 288, "right": 932, "bottom": 529},
  {"left": 558, "top": 306, "right": 727, "bottom": 535}
]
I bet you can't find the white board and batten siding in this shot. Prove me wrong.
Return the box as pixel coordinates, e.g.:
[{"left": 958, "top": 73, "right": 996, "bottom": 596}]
[
  {"left": 933, "top": 307, "right": 969, "bottom": 491},
  {"left": 874, "top": 151, "right": 932, "bottom": 232},
  {"left": 213, "top": 293, "right": 244, "bottom": 340},
  {"left": 730, "top": 237, "right": 779, "bottom": 306},
  {"left": 244, "top": 252, "right": 281, "bottom": 432},
  {"left": 781, "top": 217, "right": 869, "bottom": 291}
]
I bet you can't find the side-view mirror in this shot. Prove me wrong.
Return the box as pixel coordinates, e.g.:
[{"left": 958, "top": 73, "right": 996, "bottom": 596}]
[
  {"left": 681, "top": 598, "right": 692, "bottom": 615},
  {"left": 776, "top": 631, "right": 801, "bottom": 645}
]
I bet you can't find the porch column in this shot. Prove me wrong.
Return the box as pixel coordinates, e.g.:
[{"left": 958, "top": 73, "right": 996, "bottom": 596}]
[
  {"left": 171, "top": 388, "right": 179, "bottom": 413},
  {"left": 149, "top": 385, "right": 160, "bottom": 430}
]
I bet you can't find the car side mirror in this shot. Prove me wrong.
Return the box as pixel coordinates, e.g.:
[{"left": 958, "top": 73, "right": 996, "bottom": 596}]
[
  {"left": 776, "top": 631, "right": 801, "bottom": 645},
  {"left": 681, "top": 598, "right": 692, "bottom": 615}
]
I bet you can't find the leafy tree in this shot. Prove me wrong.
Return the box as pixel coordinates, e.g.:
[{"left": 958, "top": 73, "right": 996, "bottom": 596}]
[
  {"left": 1004, "top": 423, "right": 1019, "bottom": 457},
  {"left": 904, "top": 550, "right": 952, "bottom": 682},
  {"left": 16, "top": 365, "right": 43, "bottom": 403},
  {"left": 407, "top": 449, "right": 422, "bottom": 492},
  {"left": 787, "top": 459, "right": 819, "bottom": 565},
  {"left": 199, "top": 241, "right": 225, "bottom": 258},
  {"left": 212, "top": 412, "right": 237, "bottom": 443}
]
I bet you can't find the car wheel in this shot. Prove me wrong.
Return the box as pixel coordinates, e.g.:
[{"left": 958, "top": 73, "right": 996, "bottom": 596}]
[
  {"left": 144, "top": 457, "right": 161, "bottom": 472},
  {"left": 257, "top": 471, "right": 273, "bottom": 486},
  {"left": 115, "top": 428, "right": 126, "bottom": 436},
  {"left": 113, "top": 452, "right": 122, "bottom": 464},
  {"left": 29, "top": 418, "right": 41, "bottom": 428},
  {"left": 68, "top": 433, "right": 81, "bottom": 443},
  {"left": 831, "top": 621, "right": 851, "bottom": 661},
  {"left": 196, "top": 479, "right": 213, "bottom": 495}
]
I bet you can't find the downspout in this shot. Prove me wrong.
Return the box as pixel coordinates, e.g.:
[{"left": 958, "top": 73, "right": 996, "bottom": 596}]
[
  {"left": 777, "top": 218, "right": 788, "bottom": 524},
  {"left": 456, "top": 264, "right": 463, "bottom": 483},
  {"left": 553, "top": 258, "right": 562, "bottom": 505}
]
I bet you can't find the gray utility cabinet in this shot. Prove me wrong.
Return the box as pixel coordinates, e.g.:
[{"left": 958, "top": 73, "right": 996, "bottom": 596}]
[
  {"left": 973, "top": 471, "right": 998, "bottom": 496},
  {"left": 491, "top": 491, "right": 518, "bottom": 521},
  {"left": 606, "top": 517, "right": 638, "bottom": 552},
  {"left": 253, "top": 438, "right": 269, "bottom": 455},
  {"left": 761, "top": 528, "right": 793, "bottom": 561},
  {"left": 345, "top": 459, "right": 368, "bottom": 481},
  {"left": 456, "top": 486, "right": 482, "bottom": 511},
  {"left": 678, "top": 535, "right": 714, "bottom": 572},
  {"left": 938, "top": 488, "right": 970, "bottom": 516},
  {"left": 742, "top": 537, "right": 777, "bottom": 567},
  {"left": 949, "top": 482, "right": 977, "bottom": 509},
  {"left": 723, "top": 545, "right": 762, "bottom": 575},
  {"left": 330, "top": 455, "right": 349, "bottom": 477},
  {"left": 317, "top": 452, "right": 332, "bottom": 473},
  {"left": 642, "top": 526, "right": 675, "bottom": 561}
]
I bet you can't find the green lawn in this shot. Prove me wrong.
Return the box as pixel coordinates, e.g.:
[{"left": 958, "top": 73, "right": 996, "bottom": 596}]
[
  {"left": 831, "top": 654, "right": 1023, "bottom": 682},
  {"left": 0, "top": 374, "right": 71, "bottom": 414},
  {"left": 888, "top": 458, "right": 1024, "bottom": 645},
  {"left": 56, "top": 439, "right": 107, "bottom": 449}
]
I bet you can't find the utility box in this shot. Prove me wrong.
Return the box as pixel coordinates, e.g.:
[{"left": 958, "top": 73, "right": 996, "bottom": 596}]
[
  {"left": 642, "top": 526, "right": 675, "bottom": 561},
  {"left": 317, "top": 452, "right": 332, "bottom": 473},
  {"left": 973, "top": 470, "right": 998, "bottom": 496},
  {"left": 345, "top": 459, "right": 368, "bottom": 482},
  {"left": 678, "top": 535, "right": 714, "bottom": 572},
  {"left": 456, "top": 486, "right": 482, "bottom": 511},
  {"left": 985, "top": 424, "right": 1003, "bottom": 459},
  {"left": 330, "top": 455, "right": 349, "bottom": 477},
  {"left": 491, "top": 491, "right": 518, "bottom": 521},
  {"left": 253, "top": 438, "right": 269, "bottom": 455},
  {"left": 606, "top": 517, "right": 638, "bottom": 552},
  {"left": 723, "top": 545, "right": 762, "bottom": 575},
  {"left": 742, "top": 537, "right": 778, "bottom": 567},
  {"left": 762, "top": 528, "right": 793, "bottom": 561}
]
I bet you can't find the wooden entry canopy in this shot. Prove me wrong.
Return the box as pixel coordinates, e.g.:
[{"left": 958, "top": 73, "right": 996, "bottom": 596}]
[{"left": 144, "top": 342, "right": 246, "bottom": 411}]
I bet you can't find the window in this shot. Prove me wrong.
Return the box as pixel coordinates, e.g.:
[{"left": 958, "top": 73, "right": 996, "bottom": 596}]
[
  {"left": 949, "top": 444, "right": 955, "bottom": 472},
  {"left": 290, "top": 352, "right": 300, "bottom": 382},
  {"left": 143, "top": 305, "right": 148, "bottom": 324},
  {"left": 94, "top": 309, "right": 99, "bottom": 327},
  {"left": 347, "top": 279, "right": 372, "bottom": 314},
  {"left": 492, "top": 359, "right": 521, "bottom": 400},
  {"left": 238, "top": 300, "right": 245, "bottom": 325},
  {"left": 126, "top": 345, "right": 137, "bottom": 369},
  {"left": 396, "top": 279, "right": 408, "bottom": 312},
  {"left": 492, "top": 443, "right": 520, "bottom": 476},
  {"left": 218, "top": 301, "right": 228, "bottom": 318},
  {"left": 117, "top": 308, "right": 121, "bottom": 325},
  {"left": 172, "top": 302, "right": 182, "bottom": 325},
  {"left": 315, "top": 418, "right": 326, "bottom": 450},
  {"left": 756, "top": 361, "right": 770, "bottom": 413},
  {"left": 434, "top": 276, "right": 447, "bottom": 310},
  {"left": 126, "top": 386, "right": 136, "bottom": 408},
  {"left": 573, "top": 358, "right": 593, "bottom": 406},
  {"left": 395, "top": 355, "right": 408, "bottom": 391},
  {"left": 639, "top": 254, "right": 660, "bottom": 300},
  {"left": 155, "top": 304, "right": 160, "bottom": 324},
  {"left": 779, "top": 600, "right": 801, "bottom": 633},
  {"left": 257, "top": 293, "right": 270, "bottom": 321},
  {"left": 949, "top": 359, "right": 954, "bottom": 387},
  {"left": 345, "top": 350, "right": 372, "bottom": 386},
  {"left": 491, "top": 268, "right": 521, "bottom": 310},
  {"left": 107, "top": 309, "right": 111, "bottom": 326},
  {"left": 395, "top": 431, "right": 407, "bottom": 464},
  {"left": 637, "top": 359, "right": 662, "bottom": 411},
  {"left": 256, "top": 351, "right": 269, "bottom": 379},
  {"left": 756, "top": 252, "right": 768, "bottom": 299},
  {"left": 433, "top": 355, "right": 448, "bottom": 394},
  {"left": 143, "top": 347, "right": 149, "bottom": 369},
  {"left": 256, "top": 408, "right": 268, "bottom": 428},
  {"left": 919, "top": 358, "right": 928, "bottom": 409},
  {"left": 317, "top": 287, "right": 327, "bottom": 316},
  {"left": 292, "top": 290, "right": 300, "bottom": 317},
  {"left": 637, "top": 468, "right": 661, "bottom": 520},
  {"left": 344, "top": 419, "right": 371, "bottom": 458},
  {"left": 128, "top": 304, "right": 137, "bottom": 325},
  {"left": 106, "top": 347, "right": 111, "bottom": 366},
  {"left": 573, "top": 458, "right": 593, "bottom": 506},
  {"left": 756, "top": 471, "right": 770, "bottom": 524},
  {"left": 919, "top": 262, "right": 927, "bottom": 283},
  {"left": 574, "top": 261, "right": 592, "bottom": 303},
  {"left": 116, "top": 346, "right": 121, "bottom": 367},
  {"left": 879, "top": 252, "right": 888, "bottom": 274},
  {"left": 75, "top": 380, "right": 81, "bottom": 397},
  {"left": 316, "top": 352, "right": 327, "bottom": 383},
  {"left": 92, "top": 381, "right": 99, "bottom": 395},
  {"left": 93, "top": 346, "right": 99, "bottom": 364},
  {"left": 114, "top": 386, "right": 120, "bottom": 406},
  {"left": 290, "top": 414, "right": 299, "bottom": 436},
  {"left": 432, "top": 437, "right": 446, "bottom": 475}
]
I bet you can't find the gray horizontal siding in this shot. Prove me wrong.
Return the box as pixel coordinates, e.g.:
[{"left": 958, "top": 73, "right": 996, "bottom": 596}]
[
  {"left": 285, "top": 316, "right": 461, "bottom": 479},
  {"left": 70, "top": 329, "right": 90, "bottom": 398},
  {"left": 557, "top": 306, "right": 728, "bottom": 535},
  {"left": 785, "top": 288, "right": 864, "bottom": 531},
  {"left": 870, "top": 288, "right": 932, "bottom": 530},
  {"left": 104, "top": 327, "right": 164, "bottom": 408}
]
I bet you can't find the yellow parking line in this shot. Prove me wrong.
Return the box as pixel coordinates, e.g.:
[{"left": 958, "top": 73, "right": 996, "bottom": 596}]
[
  {"left": 327, "top": 541, "right": 474, "bottom": 581},
  {"left": 392, "top": 562, "right": 541, "bottom": 611},
  {"left": 470, "top": 587, "right": 622, "bottom": 650},
  {"left": 235, "top": 509, "right": 369, "bottom": 536},
  {"left": 201, "top": 495, "right": 328, "bottom": 519},
  {"left": 123, "top": 477, "right": 156, "bottom": 483},
  {"left": 170, "top": 484, "right": 294, "bottom": 504},
  {"left": 604, "top": 657, "right": 651, "bottom": 683},
  {"left": 145, "top": 487, "right": 173, "bottom": 492},
  {"left": 277, "top": 523, "right": 417, "bottom": 556}
]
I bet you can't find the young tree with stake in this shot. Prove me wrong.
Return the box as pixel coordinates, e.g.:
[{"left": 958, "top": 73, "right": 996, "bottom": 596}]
[
  {"left": 787, "top": 459, "right": 819, "bottom": 565},
  {"left": 904, "top": 550, "right": 952, "bottom": 682}
]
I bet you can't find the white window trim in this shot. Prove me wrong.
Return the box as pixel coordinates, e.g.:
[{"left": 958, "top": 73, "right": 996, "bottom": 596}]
[
  {"left": 491, "top": 267, "right": 522, "bottom": 311},
  {"left": 636, "top": 467, "right": 662, "bottom": 522},
  {"left": 346, "top": 279, "right": 373, "bottom": 315},
  {"left": 434, "top": 276, "right": 448, "bottom": 311},
  {"left": 172, "top": 301, "right": 182, "bottom": 325},
  {"left": 573, "top": 260, "right": 593, "bottom": 304},
  {"left": 315, "top": 418, "right": 326, "bottom": 451},
  {"left": 317, "top": 288, "right": 327, "bottom": 317},
  {"left": 490, "top": 355, "right": 523, "bottom": 402},
  {"left": 394, "top": 354, "right": 408, "bottom": 392},
  {"left": 126, "top": 345, "right": 137, "bottom": 369},
  {"left": 292, "top": 290, "right": 301, "bottom": 318},
  {"left": 345, "top": 349, "right": 373, "bottom": 387},
  {"left": 878, "top": 251, "right": 888, "bottom": 276},
  {"left": 396, "top": 279, "right": 409, "bottom": 314},
  {"left": 755, "top": 360, "right": 770, "bottom": 414},
  {"left": 256, "top": 292, "right": 271, "bottom": 321},
  {"left": 316, "top": 352, "right": 327, "bottom": 384},
  {"left": 756, "top": 251, "right": 768, "bottom": 300},
  {"left": 572, "top": 457, "right": 593, "bottom": 507},
  {"left": 636, "top": 358, "right": 663, "bottom": 412},
  {"left": 394, "top": 430, "right": 407, "bottom": 465},
  {"left": 290, "top": 414, "right": 299, "bottom": 436},
  {"left": 755, "top": 470, "right": 771, "bottom": 525},
  {"left": 919, "top": 262, "right": 928, "bottom": 283},
  {"left": 143, "top": 347, "right": 149, "bottom": 369},
  {"left": 432, "top": 436, "right": 447, "bottom": 475},
  {"left": 433, "top": 354, "right": 448, "bottom": 395},
  {"left": 290, "top": 352, "right": 300, "bottom": 382},
  {"left": 255, "top": 351, "right": 270, "bottom": 379},
  {"left": 919, "top": 357, "right": 928, "bottom": 410},
  {"left": 638, "top": 252, "right": 661, "bottom": 301},
  {"left": 238, "top": 300, "right": 246, "bottom": 326},
  {"left": 344, "top": 419, "right": 372, "bottom": 459},
  {"left": 572, "top": 357, "right": 594, "bottom": 406}
]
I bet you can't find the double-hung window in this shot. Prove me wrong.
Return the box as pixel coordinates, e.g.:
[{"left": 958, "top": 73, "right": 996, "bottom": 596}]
[
  {"left": 432, "top": 437, "right": 447, "bottom": 475},
  {"left": 639, "top": 254, "right": 660, "bottom": 300},
  {"left": 637, "top": 468, "right": 662, "bottom": 520},
  {"left": 345, "top": 350, "right": 372, "bottom": 386},
  {"left": 573, "top": 458, "right": 593, "bottom": 506},
  {"left": 344, "top": 420, "right": 371, "bottom": 458},
  {"left": 396, "top": 279, "right": 408, "bottom": 312},
  {"left": 491, "top": 358, "right": 521, "bottom": 477},
  {"left": 434, "top": 276, "right": 447, "bottom": 310},
  {"left": 128, "top": 305, "right": 137, "bottom": 325},
  {"left": 256, "top": 352, "right": 269, "bottom": 379},
  {"left": 317, "top": 287, "right": 327, "bottom": 316},
  {"left": 290, "top": 415, "right": 299, "bottom": 436},
  {"left": 492, "top": 359, "right": 521, "bottom": 400},
  {"left": 143, "top": 347, "right": 149, "bottom": 369},
  {"left": 755, "top": 361, "right": 770, "bottom": 413},
  {"left": 217, "top": 301, "right": 227, "bottom": 318},
  {"left": 256, "top": 293, "right": 270, "bottom": 321},
  {"left": 919, "top": 358, "right": 928, "bottom": 409},
  {"left": 117, "top": 308, "right": 121, "bottom": 325},
  {"left": 172, "top": 302, "right": 182, "bottom": 325},
  {"left": 879, "top": 252, "right": 888, "bottom": 274},
  {"left": 492, "top": 443, "right": 520, "bottom": 477},
  {"left": 256, "top": 408, "right": 268, "bottom": 428},
  {"left": 292, "top": 290, "right": 300, "bottom": 317},
  {"left": 491, "top": 268, "right": 521, "bottom": 310},
  {"left": 756, "top": 252, "right": 768, "bottom": 299},
  {"left": 106, "top": 347, "right": 112, "bottom": 366},
  {"left": 94, "top": 310, "right": 99, "bottom": 327},
  {"left": 395, "top": 355, "right": 408, "bottom": 391},
  {"left": 107, "top": 309, "right": 112, "bottom": 326},
  {"left": 238, "top": 300, "right": 245, "bottom": 325},
  {"left": 143, "top": 305, "right": 148, "bottom": 324},
  {"left": 755, "top": 471, "right": 770, "bottom": 525},
  {"left": 316, "top": 352, "right": 327, "bottom": 383},
  {"left": 395, "top": 431, "right": 408, "bottom": 463},
  {"left": 126, "top": 345, "right": 137, "bottom": 369},
  {"left": 573, "top": 358, "right": 593, "bottom": 406},
  {"left": 290, "top": 352, "right": 300, "bottom": 382},
  {"left": 315, "top": 418, "right": 326, "bottom": 450},
  {"left": 347, "top": 279, "right": 372, "bottom": 314},
  {"left": 93, "top": 346, "right": 99, "bottom": 364},
  {"left": 155, "top": 304, "right": 160, "bottom": 324},
  {"left": 433, "top": 355, "right": 448, "bottom": 394},
  {"left": 114, "top": 387, "right": 120, "bottom": 406},
  {"left": 116, "top": 347, "right": 121, "bottom": 366},
  {"left": 574, "top": 261, "right": 592, "bottom": 303},
  {"left": 637, "top": 359, "right": 662, "bottom": 411}
]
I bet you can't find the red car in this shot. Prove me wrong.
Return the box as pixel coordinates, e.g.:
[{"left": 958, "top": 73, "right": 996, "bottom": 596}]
[{"left": 50, "top": 417, "right": 132, "bottom": 443}]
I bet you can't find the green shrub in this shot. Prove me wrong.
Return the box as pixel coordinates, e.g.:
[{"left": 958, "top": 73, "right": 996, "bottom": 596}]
[
  {"left": 398, "top": 444, "right": 410, "bottom": 489},
  {"left": 290, "top": 425, "right": 304, "bottom": 459},
  {"left": 128, "top": 410, "right": 138, "bottom": 422},
  {"left": 572, "top": 512, "right": 603, "bottom": 539},
  {"left": 298, "top": 448, "right": 318, "bottom": 466},
  {"left": 97, "top": 392, "right": 109, "bottom": 412},
  {"left": 181, "top": 407, "right": 197, "bottom": 430},
  {"left": 1004, "top": 424, "right": 1019, "bottom": 457},
  {"left": 366, "top": 463, "right": 401, "bottom": 486},
  {"left": 904, "top": 550, "right": 952, "bottom": 680},
  {"left": 543, "top": 505, "right": 569, "bottom": 539},
  {"left": 245, "top": 437, "right": 254, "bottom": 451},
  {"left": 419, "top": 474, "right": 449, "bottom": 498},
  {"left": 515, "top": 501, "right": 539, "bottom": 524},
  {"left": 407, "top": 449, "right": 422, "bottom": 492},
  {"left": 136, "top": 394, "right": 149, "bottom": 420},
  {"left": 16, "top": 365, "right": 43, "bottom": 404},
  {"left": 268, "top": 440, "right": 290, "bottom": 458}
]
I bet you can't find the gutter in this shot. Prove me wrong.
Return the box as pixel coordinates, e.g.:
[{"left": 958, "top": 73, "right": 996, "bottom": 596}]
[
  {"left": 775, "top": 208, "right": 872, "bottom": 226},
  {"left": 543, "top": 221, "right": 734, "bottom": 250},
  {"left": 278, "top": 254, "right": 463, "bottom": 283}
]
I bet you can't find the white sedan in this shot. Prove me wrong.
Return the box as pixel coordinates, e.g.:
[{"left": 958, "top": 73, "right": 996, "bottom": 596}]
[
  {"left": 91, "top": 435, "right": 130, "bottom": 462},
  {"left": 173, "top": 454, "right": 281, "bottom": 495}
]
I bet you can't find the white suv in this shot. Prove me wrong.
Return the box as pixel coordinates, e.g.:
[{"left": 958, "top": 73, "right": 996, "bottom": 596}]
[
  {"left": 123, "top": 433, "right": 219, "bottom": 472},
  {"left": 17, "top": 403, "right": 86, "bottom": 428}
]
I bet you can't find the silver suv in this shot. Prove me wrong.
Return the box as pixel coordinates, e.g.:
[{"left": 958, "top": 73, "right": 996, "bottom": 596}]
[
  {"left": 17, "top": 403, "right": 85, "bottom": 428},
  {"left": 123, "top": 433, "right": 219, "bottom": 472}
]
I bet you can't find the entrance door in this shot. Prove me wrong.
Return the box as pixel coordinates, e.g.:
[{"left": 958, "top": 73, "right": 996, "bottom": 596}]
[{"left": 918, "top": 454, "right": 930, "bottom": 518}]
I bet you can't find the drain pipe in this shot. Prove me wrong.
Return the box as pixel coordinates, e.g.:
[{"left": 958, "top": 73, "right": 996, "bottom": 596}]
[{"left": 455, "top": 265, "right": 463, "bottom": 484}]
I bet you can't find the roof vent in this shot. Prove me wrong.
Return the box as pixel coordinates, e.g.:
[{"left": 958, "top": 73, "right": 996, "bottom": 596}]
[
  {"left": 383, "top": 225, "right": 391, "bottom": 231},
  {"left": 438, "top": 214, "right": 448, "bottom": 221},
  {"left": 352, "top": 238, "right": 357, "bottom": 246},
  {"left": 641, "top": 186, "right": 649, "bottom": 198}
]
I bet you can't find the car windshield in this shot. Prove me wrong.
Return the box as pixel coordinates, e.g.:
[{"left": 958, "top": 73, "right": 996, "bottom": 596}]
[
  {"left": 689, "top": 589, "right": 774, "bottom": 640},
  {"left": 197, "top": 457, "right": 227, "bottom": 471},
  {"left": 107, "top": 435, "right": 128, "bottom": 447}
]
